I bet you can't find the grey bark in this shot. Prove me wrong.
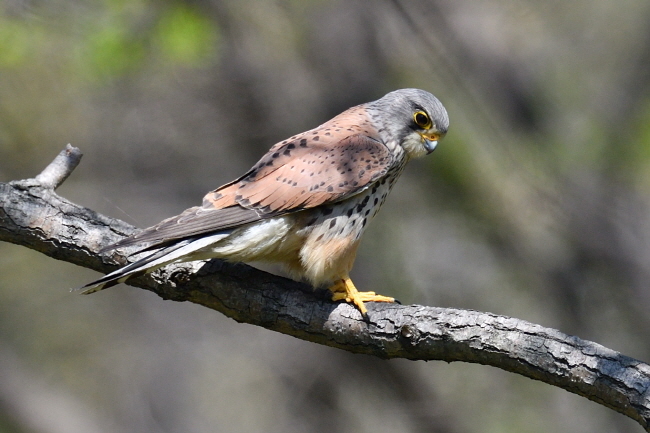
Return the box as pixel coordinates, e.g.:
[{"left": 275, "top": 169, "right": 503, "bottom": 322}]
[{"left": 2, "top": 147, "right": 650, "bottom": 431}]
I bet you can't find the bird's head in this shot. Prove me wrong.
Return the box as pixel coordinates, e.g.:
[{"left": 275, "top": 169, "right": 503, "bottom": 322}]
[{"left": 367, "top": 88, "right": 449, "bottom": 160}]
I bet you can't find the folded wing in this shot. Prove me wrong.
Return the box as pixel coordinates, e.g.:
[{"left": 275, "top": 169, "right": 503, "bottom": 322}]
[{"left": 103, "top": 115, "right": 393, "bottom": 254}]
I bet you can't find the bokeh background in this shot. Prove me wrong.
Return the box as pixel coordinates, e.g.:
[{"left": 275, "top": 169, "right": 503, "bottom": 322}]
[{"left": 2, "top": 0, "right": 650, "bottom": 431}]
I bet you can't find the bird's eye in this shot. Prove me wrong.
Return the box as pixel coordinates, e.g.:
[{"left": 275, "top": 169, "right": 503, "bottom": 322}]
[{"left": 413, "top": 111, "right": 432, "bottom": 129}]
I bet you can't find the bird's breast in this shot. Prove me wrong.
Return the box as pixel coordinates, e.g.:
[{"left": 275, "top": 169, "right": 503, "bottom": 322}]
[{"left": 295, "top": 171, "right": 402, "bottom": 285}]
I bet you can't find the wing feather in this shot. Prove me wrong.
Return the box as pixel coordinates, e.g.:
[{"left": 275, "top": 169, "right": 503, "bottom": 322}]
[
  {"left": 101, "top": 205, "right": 261, "bottom": 252},
  {"left": 232, "top": 134, "right": 393, "bottom": 212},
  {"left": 103, "top": 107, "right": 394, "bottom": 253},
  {"left": 204, "top": 107, "right": 393, "bottom": 213}
]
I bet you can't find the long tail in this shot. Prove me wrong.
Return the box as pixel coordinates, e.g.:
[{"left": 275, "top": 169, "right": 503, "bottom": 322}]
[{"left": 74, "top": 233, "right": 228, "bottom": 294}]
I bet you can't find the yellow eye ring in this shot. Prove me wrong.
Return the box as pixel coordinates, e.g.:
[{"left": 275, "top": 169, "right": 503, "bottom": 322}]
[{"left": 413, "top": 111, "right": 432, "bottom": 129}]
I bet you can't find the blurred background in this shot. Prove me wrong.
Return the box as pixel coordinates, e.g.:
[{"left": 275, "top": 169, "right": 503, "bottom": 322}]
[{"left": 1, "top": 0, "right": 650, "bottom": 431}]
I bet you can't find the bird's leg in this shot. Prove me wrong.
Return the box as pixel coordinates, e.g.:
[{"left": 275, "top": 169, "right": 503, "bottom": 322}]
[{"left": 329, "top": 276, "right": 395, "bottom": 318}]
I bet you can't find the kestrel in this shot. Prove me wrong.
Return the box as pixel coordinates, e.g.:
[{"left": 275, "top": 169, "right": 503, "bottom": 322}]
[{"left": 78, "top": 88, "right": 449, "bottom": 318}]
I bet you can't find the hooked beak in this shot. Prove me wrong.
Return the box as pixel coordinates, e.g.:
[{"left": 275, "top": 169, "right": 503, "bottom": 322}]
[{"left": 421, "top": 132, "right": 443, "bottom": 154}]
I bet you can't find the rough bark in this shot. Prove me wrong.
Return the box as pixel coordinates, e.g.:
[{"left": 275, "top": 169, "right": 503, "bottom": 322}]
[{"left": 2, "top": 147, "right": 650, "bottom": 431}]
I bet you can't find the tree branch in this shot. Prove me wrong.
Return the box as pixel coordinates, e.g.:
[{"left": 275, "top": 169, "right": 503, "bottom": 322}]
[{"left": 2, "top": 147, "right": 650, "bottom": 431}]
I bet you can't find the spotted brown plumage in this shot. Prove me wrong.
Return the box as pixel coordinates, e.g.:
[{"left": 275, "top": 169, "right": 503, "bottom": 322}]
[{"left": 77, "top": 88, "right": 449, "bottom": 318}]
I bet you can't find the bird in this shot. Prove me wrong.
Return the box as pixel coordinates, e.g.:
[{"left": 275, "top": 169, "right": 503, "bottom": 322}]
[{"left": 77, "top": 88, "right": 449, "bottom": 318}]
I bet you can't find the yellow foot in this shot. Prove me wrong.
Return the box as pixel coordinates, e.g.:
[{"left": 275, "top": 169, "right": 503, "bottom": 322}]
[{"left": 328, "top": 277, "right": 395, "bottom": 318}]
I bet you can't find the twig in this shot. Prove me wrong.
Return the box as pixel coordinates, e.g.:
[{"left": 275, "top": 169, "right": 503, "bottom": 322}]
[{"left": 34, "top": 144, "right": 83, "bottom": 190}]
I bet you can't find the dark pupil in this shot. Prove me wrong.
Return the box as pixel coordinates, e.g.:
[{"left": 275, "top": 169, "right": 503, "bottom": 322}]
[{"left": 416, "top": 113, "right": 428, "bottom": 126}]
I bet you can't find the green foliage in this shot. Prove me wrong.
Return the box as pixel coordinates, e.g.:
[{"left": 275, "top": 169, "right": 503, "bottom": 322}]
[
  {"left": 81, "top": 2, "right": 219, "bottom": 81},
  {"left": 0, "top": 1, "right": 219, "bottom": 81},
  {"left": 153, "top": 4, "right": 218, "bottom": 65},
  {"left": 0, "top": 18, "right": 41, "bottom": 68},
  {"left": 83, "top": 19, "right": 147, "bottom": 79}
]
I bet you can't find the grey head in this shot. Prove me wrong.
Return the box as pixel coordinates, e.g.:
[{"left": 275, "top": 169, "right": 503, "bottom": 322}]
[{"left": 366, "top": 88, "right": 449, "bottom": 159}]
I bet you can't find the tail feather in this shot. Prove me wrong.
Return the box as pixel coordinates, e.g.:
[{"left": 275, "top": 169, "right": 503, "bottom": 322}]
[{"left": 74, "top": 232, "right": 229, "bottom": 294}]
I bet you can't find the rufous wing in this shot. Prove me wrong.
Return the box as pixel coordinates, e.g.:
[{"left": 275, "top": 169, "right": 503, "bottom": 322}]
[
  {"left": 204, "top": 133, "right": 394, "bottom": 214},
  {"left": 103, "top": 111, "right": 395, "bottom": 253}
]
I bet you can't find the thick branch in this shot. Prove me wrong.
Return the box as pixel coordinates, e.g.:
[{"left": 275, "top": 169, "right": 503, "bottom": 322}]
[{"left": 2, "top": 148, "right": 650, "bottom": 431}]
